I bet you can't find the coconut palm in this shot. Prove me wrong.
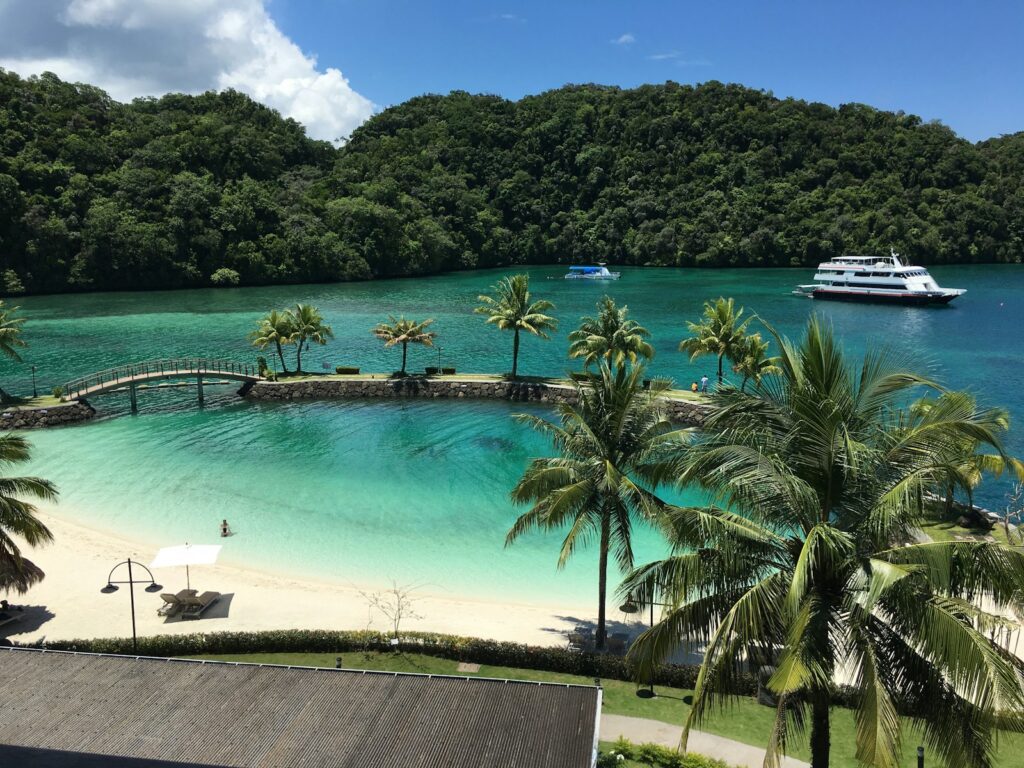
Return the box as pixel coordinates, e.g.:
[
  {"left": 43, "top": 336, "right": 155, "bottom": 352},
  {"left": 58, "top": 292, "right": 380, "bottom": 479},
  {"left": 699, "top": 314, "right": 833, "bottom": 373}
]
[
  {"left": 0, "top": 434, "right": 56, "bottom": 595},
  {"left": 507, "top": 363, "right": 687, "bottom": 650},
  {"left": 678, "top": 297, "right": 750, "bottom": 386},
  {"left": 912, "top": 391, "right": 1024, "bottom": 515},
  {"left": 729, "top": 332, "right": 780, "bottom": 391},
  {"left": 248, "top": 309, "right": 296, "bottom": 374},
  {"left": 568, "top": 296, "right": 654, "bottom": 372},
  {"left": 475, "top": 274, "right": 556, "bottom": 379},
  {"left": 0, "top": 301, "right": 27, "bottom": 362},
  {"left": 290, "top": 304, "right": 334, "bottom": 373},
  {"left": 623, "top": 317, "right": 1024, "bottom": 768},
  {"left": 372, "top": 316, "right": 437, "bottom": 374}
]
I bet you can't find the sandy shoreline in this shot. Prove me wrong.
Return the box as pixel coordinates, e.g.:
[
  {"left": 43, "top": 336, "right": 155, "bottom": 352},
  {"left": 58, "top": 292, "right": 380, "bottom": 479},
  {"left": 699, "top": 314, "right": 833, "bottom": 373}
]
[{"left": 3, "top": 510, "right": 613, "bottom": 647}]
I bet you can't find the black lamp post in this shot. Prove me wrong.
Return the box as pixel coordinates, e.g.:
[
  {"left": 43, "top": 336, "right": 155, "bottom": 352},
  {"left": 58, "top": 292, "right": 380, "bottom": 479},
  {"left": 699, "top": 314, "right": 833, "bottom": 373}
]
[
  {"left": 101, "top": 558, "right": 162, "bottom": 653},
  {"left": 619, "top": 593, "right": 663, "bottom": 699},
  {"left": 917, "top": 746, "right": 925, "bottom": 768},
  {"left": 31, "top": 365, "right": 37, "bottom": 398},
  {"left": 437, "top": 346, "right": 443, "bottom": 370}
]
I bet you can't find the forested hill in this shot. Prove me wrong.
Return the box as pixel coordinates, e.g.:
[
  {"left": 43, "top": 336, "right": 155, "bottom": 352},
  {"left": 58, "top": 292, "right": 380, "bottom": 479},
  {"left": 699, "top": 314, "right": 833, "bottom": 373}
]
[{"left": 1, "top": 71, "right": 1022, "bottom": 295}]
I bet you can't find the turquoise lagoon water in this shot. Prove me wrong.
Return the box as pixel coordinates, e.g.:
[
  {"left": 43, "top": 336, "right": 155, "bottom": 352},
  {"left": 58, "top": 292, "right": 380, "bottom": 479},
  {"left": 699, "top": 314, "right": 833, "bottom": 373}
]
[{"left": 2, "top": 265, "right": 1023, "bottom": 603}]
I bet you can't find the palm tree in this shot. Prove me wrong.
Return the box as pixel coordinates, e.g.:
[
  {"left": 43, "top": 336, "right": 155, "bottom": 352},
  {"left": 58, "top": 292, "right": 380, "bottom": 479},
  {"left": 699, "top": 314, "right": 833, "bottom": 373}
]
[
  {"left": 729, "top": 332, "right": 780, "bottom": 391},
  {"left": 568, "top": 296, "right": 654, "bottom": 372},
  {"left": 290, "top": 304, "right": 334, "bottom": 373},
  {"left": 0, "top": 301, "right": 27, "bottom": 362},
  {"left": 0, "top": 434, "right": 57, "bottom": 595},
  {"left": 372, "top": 316, "right": 437, "bottom": 374},
  {"left": 475, "top": 274, "right": 557, "bottom": 379},
  {"left": 623, "top": 317, "right": 1024, "bottom": 768},
  {"left": 507, "top": 364, "right": 687, "bottom": 650},
  {"left": 912, "top": 391, "right": 1024, "bottom": 515},
  {"left": 678, "top": 297, "right": 750, "bottom": 386},
  {"left": 248, "top": 309, "right": 296, "bottom": 374}
]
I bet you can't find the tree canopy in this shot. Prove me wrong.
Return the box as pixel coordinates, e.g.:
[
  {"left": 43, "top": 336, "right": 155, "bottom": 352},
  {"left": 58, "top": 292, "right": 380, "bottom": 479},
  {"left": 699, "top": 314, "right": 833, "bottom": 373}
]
[{"left": 2, "top": 70, "right": 1022, "bottom": 295}]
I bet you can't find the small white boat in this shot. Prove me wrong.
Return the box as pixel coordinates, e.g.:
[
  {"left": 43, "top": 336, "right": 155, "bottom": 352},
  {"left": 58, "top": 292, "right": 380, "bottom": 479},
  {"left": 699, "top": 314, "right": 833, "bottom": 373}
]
[
  {"left": 792, "top": 249, "right": 964, "bottom": 306},
  {"left": 564, "top": 264, "right": 620, "bottom": 280}
]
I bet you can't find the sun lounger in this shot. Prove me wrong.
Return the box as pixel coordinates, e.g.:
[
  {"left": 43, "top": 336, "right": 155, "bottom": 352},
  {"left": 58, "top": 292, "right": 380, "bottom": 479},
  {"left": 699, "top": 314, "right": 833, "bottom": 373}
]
[
  {"left": 157, "top": 589, "right": 197, "bottom": 617},
  {"left": 181, "top": 591, "right": 220, "bottom": 620}
]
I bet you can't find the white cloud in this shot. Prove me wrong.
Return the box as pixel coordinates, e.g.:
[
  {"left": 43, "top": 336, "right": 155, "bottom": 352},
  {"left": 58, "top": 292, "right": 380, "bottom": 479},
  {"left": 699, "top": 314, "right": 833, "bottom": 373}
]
[
  {"left": 647, "top": 51, "right": 679, "bottom": 61},
  {"left": 611, "top": 33, "right": 635, "bottom": 45},
  {"left": 0, "top": 0, "right": 374, "bottom": 144}
]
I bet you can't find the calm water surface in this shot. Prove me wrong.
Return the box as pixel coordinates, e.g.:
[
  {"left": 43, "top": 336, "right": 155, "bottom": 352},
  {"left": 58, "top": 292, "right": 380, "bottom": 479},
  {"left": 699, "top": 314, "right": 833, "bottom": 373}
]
[{"left": 2, "top": 265, "right": 1022, "bottom": 603}]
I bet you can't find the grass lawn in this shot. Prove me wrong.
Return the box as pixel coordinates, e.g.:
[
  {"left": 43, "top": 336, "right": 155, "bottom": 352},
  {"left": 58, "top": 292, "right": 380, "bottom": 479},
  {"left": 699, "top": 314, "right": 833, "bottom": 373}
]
[
  {"left": 0, "top": 395, "right": 63, "bottom": 410},
  {"left": 184, "top": 651, "right": 1024, "bottom": 767},
  {"left": 918, "top": 500, "right": 1019, "bottom": 546}
]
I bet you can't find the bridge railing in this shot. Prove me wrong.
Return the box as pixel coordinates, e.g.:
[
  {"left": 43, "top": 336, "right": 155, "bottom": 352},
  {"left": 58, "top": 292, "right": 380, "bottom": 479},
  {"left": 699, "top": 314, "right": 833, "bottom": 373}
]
[{"left": 60, "top": 358, "right": 262, "bottom": 401}]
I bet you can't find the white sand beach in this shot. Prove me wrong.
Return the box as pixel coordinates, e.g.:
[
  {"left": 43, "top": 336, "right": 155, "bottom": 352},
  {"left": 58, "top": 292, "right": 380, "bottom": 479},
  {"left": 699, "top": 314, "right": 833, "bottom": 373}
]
[{"left": 3, "top": 511, "right": 612, "bottom": 647}]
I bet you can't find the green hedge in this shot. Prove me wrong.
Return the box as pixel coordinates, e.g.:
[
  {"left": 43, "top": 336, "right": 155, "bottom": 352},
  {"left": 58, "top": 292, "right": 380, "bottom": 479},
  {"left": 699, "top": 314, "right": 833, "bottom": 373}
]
[
  {"left": 335, "top": 366, "right": 360, "bottom": 375},
  {"left": 27, "top": 629, "right": 756, "bottom": 693},
  {"left": 599, "top": 739, "right": 734, "bottom": 768}
]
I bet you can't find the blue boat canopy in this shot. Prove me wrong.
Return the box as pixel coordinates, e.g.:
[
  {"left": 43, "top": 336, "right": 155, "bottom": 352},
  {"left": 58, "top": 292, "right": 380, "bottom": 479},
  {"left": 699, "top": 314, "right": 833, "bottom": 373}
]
[{"left": 568, "top": 266, "right": 603, "bottom": 273}]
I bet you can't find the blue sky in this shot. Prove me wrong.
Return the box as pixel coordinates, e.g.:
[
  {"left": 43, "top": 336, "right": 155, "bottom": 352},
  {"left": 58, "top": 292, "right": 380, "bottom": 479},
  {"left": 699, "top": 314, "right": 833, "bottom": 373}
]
[
  {"left": 270, "top": 0, "right": 1024, "bottom": 141},
  {"left": 1, "top": 0, "right": 1020, "bottom": 142}
]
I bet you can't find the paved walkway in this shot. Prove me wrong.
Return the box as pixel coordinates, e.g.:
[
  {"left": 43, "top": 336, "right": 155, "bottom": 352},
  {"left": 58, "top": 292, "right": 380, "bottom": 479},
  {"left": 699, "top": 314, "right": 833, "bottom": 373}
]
[{"left": 601, "top": 714, "right": 809, "bottom": 768}]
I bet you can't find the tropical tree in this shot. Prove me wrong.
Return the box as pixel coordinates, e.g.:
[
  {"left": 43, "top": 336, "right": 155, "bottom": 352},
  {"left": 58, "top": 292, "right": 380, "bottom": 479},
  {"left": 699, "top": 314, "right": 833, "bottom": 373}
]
[
  {"left": 290, "top": 304, "right": 334, "bottom": 373},
  {"left": 623, "top": 317, "right": 1024, "bottom": 768},
  {"left": 0, "top": 300, "right": 26, "bottom": 362},
  {"left": 912, "top": 391, "right": 1024, "bottom": 515},
  {"left": 568, "top": 296, "right": 654, "bottom": 372},
  {"left": 248, "top": 309, "right": 296, "bottom": 374},
  {"left": 507, "top": 364, "right": 687, "bottom": 650},
  {"left": 475, "top": 274, "right": 557, "bottom": 378},
  {"left": 372, "top": 316, "right": 437, "bottom": 374},
  {"left": 729, "top": 332, "right": 779, "bottom": 391},
  {"left": 0, "top": 434, "right": 57, "bottom": 595},
  {"left": 678, "top": 297, "right": 750, "bottom": 386}
]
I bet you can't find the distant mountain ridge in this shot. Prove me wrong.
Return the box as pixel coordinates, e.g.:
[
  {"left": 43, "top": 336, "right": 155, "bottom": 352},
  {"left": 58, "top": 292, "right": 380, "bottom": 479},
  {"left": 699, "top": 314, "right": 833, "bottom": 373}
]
[{"left": 1, "top": 70, "right": 1021, "bottom": 294}]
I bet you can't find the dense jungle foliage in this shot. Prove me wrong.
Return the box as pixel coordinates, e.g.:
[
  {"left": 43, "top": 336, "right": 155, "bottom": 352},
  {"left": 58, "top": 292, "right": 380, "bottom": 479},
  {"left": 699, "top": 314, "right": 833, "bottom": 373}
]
[{"left": 1, "top": 70, "right": 1022, "bottom": 294}]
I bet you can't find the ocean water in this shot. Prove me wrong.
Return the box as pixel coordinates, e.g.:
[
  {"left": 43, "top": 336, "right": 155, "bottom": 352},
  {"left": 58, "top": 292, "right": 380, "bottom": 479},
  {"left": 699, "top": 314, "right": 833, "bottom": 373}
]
[{"left": 2, "top": 265, "right": 1022, "bottom": 603}]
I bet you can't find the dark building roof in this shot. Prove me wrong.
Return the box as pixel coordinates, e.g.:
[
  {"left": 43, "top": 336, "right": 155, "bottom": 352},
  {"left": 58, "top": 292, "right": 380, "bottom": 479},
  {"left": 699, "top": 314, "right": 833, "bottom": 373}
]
[{"left": 0, "top": 648, "right": 600, "bottom": 768}]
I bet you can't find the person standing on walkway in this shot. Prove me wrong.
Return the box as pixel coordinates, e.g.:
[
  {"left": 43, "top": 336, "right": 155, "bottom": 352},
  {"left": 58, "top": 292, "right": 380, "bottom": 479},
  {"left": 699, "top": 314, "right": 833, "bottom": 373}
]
[{"left": 700, "top": 374, "right": 709, "bottom": 394}]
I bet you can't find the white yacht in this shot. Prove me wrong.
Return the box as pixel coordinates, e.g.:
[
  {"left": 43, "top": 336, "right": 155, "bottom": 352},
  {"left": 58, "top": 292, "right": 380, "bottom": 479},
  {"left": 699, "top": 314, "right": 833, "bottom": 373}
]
[
  {"left": 793, "top": 250, "right": 964, "bottom": 306},
  {"left": 564, "top": 264, "right": 620, "bottom": 280}
]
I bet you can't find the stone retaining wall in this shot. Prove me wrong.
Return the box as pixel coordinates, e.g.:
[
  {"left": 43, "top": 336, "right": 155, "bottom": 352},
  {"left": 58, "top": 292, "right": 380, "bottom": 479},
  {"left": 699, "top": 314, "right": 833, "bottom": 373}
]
[
  {"left": 246, "top": 377, "right": 712, "bottom": 427},
  {"left": 0, "top": 400, "right": 96, "bottom": 430}
]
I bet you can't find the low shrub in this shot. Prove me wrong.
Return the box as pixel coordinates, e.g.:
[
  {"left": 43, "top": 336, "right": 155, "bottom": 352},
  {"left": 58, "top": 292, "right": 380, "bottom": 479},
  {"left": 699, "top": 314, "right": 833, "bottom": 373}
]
[
  {"left": 51, "top": 385, "right": 64, "bottom": 399},
  {"left": 424, "top": 367, "right": 439, "bottom": 376},
  {"left": 28, "top": 629, "right": 751, "bottom": 693},
  {"left": 441, "top": 367, "right": 456, "bottom": 375},
  {"left": 570, "top": 371, "right": 591, "bottom": 382},
  {"left": 210, "top": 267, "right": 241, "bottom": 286},
  {"left": 335, "top": 366, "right": 360, "bottom": 375},
  {"left": 599, "top": 738, "right": 733, "bottom": 768}
]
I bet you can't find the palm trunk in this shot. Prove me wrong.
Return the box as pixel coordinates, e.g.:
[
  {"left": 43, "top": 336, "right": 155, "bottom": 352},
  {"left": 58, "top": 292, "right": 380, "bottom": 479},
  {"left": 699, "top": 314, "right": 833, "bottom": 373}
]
[
  {"left": 810, "top": 693, "right": 830, "bottom": 768},
  {"left": 401, "top": 342, "right": 408, "bottom": 374},
  {"left": 275, "top": 341, "right": 289, "bottom": 374},
  {"left": 596, "top": 513, "right": 610, "bottom": 651},
  {"left": 511, "top": 328, "right": 520, "bottom": 379},
  {"left": 717, "top": 354, "right": 724, "bottom": 385},
  {"left": 945, "top": 483, "right": 955, "bottom": 517},
  {"left": 740, "top": 374, "right": 749, "bottom": 392},
  {"left": 295, "top": 337, "right": 304, "bottom": 373}
]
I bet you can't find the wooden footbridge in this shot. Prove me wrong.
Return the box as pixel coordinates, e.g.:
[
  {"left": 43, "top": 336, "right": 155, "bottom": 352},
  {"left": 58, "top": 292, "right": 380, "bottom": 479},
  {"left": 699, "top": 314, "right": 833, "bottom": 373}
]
[{"left": 60, "top": 358, "right": 264, "bottom": 411}]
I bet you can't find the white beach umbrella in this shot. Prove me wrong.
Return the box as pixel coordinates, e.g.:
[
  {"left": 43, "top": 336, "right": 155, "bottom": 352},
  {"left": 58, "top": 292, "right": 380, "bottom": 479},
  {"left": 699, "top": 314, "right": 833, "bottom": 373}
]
[{"left": 150, "top": 544, "right": 221, "bottom": 591}]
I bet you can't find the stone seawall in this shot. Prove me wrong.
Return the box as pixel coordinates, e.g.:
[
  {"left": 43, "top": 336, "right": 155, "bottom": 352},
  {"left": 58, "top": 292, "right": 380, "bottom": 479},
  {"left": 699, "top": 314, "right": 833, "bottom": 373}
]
[
  {"left": 246, "top": 377, "right": 712, "bottom": 427},
  {"left": 1, "top": 400, "right": 96, "bottom": 430}
]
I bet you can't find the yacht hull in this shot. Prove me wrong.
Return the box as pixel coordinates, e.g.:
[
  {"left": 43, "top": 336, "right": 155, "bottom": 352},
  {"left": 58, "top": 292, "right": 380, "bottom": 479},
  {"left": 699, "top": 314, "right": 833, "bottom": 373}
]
[{"left": 810, "top": 289, "right": 960, "bottom": 306}]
